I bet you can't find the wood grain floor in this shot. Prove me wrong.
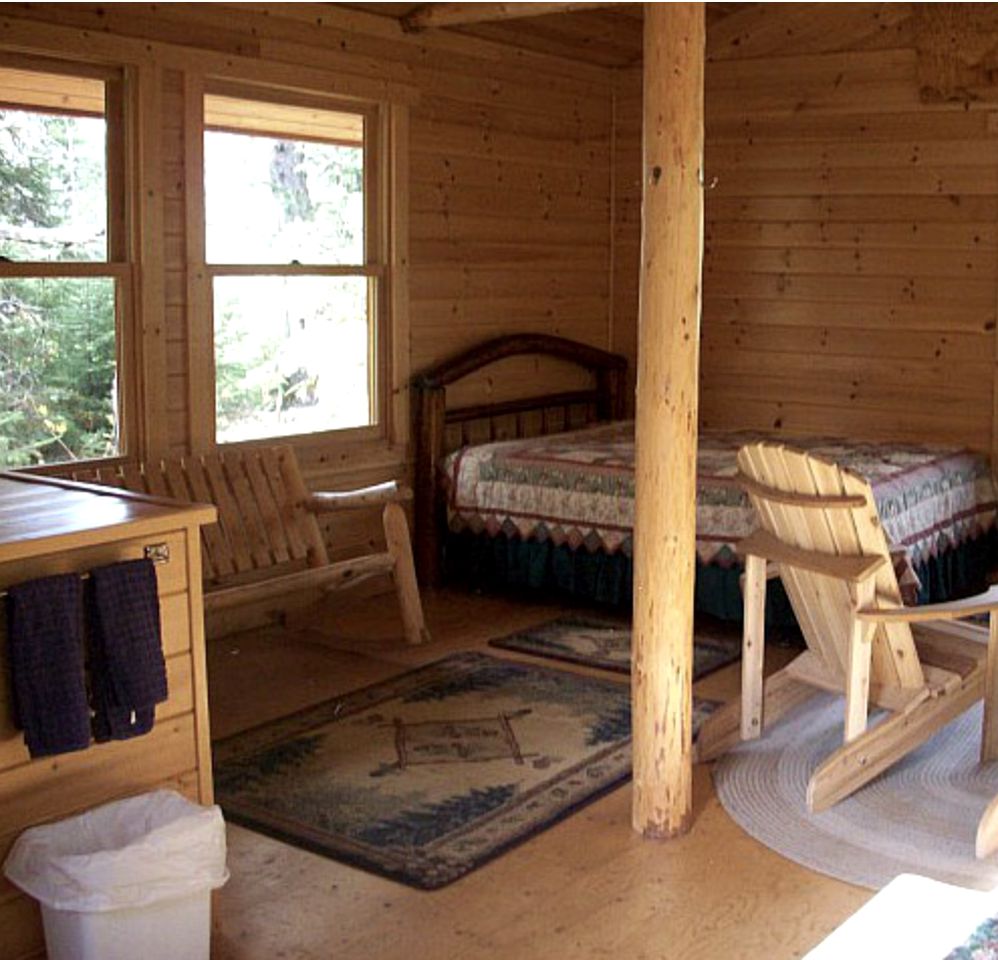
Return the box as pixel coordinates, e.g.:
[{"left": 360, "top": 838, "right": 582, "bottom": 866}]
[{"left": 207, "top": 590, "right": 871, "bottom": 960}]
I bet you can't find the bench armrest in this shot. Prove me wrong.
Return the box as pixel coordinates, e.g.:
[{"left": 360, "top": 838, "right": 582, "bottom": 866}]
[
  {"left": 305, "top": 481, "right": 413, "bottom": 513},
  {"left": 857, "top": 584, "right": 998, "bottom": 623}
]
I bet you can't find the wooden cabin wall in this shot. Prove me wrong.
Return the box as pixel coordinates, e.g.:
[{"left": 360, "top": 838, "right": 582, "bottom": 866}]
[
  {"left": 609, "top": 65, "right": 642, "bottom": 411},
  {"left": 0, "top": 3, "right": 615, "bottom": 565},
  {"left": 613, "top": 3, "right": 998, "bottom": 455}
]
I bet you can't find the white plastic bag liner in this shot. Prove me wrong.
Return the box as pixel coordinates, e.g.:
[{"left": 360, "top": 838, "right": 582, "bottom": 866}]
[{"left": 3, "top": 789, "right": 229, "bottom": 912}]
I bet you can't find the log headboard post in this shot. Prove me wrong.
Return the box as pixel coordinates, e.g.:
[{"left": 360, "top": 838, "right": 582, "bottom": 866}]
[
  {"left": 597, "top": 366, "right": 626, "bottom": 421},
  {"left": 413, "top": 379, "right": 447, "bottom": 588},
  {"left": 411, "top": 334, "right": 628, "bottom": 588}
]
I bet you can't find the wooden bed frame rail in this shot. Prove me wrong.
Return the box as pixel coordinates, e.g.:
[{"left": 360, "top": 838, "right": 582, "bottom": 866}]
[{"left": 411, "top": 334, "right": 628, "bottom": 587}]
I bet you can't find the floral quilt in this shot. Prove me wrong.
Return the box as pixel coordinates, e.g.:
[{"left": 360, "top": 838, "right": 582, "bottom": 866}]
[
  {"left": 443, "top": 421, "right": 998, "bottom": 593},
  {"left": 944, "top": 913, "right": 998, "bottom": 958}
]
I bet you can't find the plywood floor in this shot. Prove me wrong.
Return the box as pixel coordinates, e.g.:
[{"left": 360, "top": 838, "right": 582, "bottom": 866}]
[{"left": 207, "top": 590, "right": 870, "bottom": 960}]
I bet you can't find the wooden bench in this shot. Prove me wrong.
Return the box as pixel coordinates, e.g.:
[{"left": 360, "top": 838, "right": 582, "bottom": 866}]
[{"left": 71, "top": 445, "right": 430, "bottom": 645}]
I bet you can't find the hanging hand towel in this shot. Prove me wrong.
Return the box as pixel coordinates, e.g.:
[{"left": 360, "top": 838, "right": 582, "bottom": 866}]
[
  {"left": 89, "top": 558, "right": 168, "bottom": 742},
  {"left": 6, "top": 574, "right": 90, "bottom": 758}
]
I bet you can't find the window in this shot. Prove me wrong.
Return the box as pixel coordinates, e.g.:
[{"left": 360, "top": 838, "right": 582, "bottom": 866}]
[
  {"left": 204, "top": 91, "right": 382, "bottom": 445},
  {"left": 0, "top": 61, "right": 129, "bottom": 468}
]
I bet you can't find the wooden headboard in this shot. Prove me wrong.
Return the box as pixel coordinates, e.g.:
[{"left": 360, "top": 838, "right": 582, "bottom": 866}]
[{"left": 411, "top": 334, "right": 628, "bottom": 587}]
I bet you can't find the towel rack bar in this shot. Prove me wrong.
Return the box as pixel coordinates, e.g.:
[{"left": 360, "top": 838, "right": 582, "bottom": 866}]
[{"left": 0, "top": 544, "right": 170, "bottom": 600}]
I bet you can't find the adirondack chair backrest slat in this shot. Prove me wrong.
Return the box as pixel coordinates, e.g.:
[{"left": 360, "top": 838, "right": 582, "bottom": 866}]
[
  {"left": 739, "top": 444, "right": 844, "bottom": 679},
  {"left": 738, "top": 442, "right": 925, "bottom": 692}
]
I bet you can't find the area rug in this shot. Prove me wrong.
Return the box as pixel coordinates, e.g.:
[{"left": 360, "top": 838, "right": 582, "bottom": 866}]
[
  {"left": 214, "top": 652, "right": 720, "bottom": 889},
  {"left": 489, "top": 615, "right": 741, "bottom": 678},
  {"left": 713, "top": 694, "right": 998, "bottom": 891}
]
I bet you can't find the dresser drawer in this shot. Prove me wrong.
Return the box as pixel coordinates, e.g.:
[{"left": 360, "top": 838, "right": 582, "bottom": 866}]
[{"left": 0, "top": 529, "right": 189, "bottom": 597}]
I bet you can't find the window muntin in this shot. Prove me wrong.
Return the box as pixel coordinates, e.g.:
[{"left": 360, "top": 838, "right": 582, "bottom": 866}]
[
  {"left": 204, "top": 92, "right": 377, "bottom": 446},
  {"left": 0, "top": 64, "right": 126, "bottom": 468}
]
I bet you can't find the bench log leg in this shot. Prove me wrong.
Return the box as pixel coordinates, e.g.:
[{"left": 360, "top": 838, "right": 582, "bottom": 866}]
[{"left": 383, "top": 502, "right": 431, "bottom": 645}]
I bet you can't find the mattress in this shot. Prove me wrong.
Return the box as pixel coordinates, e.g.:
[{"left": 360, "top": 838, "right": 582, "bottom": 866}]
[{"left": 442, "top": 421, "right": 998, "bottom": 599}]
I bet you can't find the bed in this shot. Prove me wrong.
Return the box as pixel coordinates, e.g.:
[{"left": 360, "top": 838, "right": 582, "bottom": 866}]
[{"left": 413, "top": 335, "right": 998, "bottom": 620}]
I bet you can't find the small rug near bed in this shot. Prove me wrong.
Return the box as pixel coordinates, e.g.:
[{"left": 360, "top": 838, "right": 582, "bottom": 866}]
[
  {"left": 713, "top": 695, "right": 998, "bottom": 891},
  {"left": 489, "top": 615, "right": 742, "bottom": 678},
  {"left": 214, "top": 651, "right": 720, "bottom": 889}
]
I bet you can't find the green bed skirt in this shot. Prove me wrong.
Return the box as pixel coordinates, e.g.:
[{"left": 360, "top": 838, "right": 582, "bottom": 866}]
[{"left": 444, "top": 529, "right": 998, "bottom": 624}]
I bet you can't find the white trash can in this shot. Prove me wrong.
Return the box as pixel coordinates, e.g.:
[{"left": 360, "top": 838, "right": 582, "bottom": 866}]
[{"left": 3, "top": 789, "right": 229, "bottom": 960}]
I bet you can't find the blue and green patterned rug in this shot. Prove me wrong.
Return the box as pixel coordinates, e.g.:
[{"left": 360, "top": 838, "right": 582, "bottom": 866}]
[
  {"left": 214, "top": 651, "right": 717, "bottom": 889},
  {"left": 489, "top": 615, "right": 742, "bottom": 679}
]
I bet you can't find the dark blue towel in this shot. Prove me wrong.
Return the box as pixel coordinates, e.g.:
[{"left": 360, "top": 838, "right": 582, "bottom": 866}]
[
  {"left": 6, "top": 574, "right": 90, "bottom": 758},
  {"left": 88, "top": 558, "right": 167, "bottom": 742}
]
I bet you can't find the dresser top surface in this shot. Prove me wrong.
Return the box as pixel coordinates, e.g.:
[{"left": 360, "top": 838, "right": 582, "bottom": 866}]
[{"left": 0, "top": 472, "right": 215, "bottom": 558}]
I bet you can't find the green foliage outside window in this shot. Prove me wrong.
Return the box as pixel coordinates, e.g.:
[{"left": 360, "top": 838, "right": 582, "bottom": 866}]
[
  {"left": 0, "top": 107, "right": 116, "bottom": 467},
  {"left": 0, "top": 276, "right": 116, "bottom": 466}
]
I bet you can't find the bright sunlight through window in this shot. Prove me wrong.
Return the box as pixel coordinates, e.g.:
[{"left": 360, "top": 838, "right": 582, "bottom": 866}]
[{"left": 204, "top": 95, "right": 373, "bottom": 445}]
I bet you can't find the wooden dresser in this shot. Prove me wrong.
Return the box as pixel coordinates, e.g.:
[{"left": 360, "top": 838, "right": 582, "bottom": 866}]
[{"left": 0, "top": 472, "right": 216, "bottom": 960}]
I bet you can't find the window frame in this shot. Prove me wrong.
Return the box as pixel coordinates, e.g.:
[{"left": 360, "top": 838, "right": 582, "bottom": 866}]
[
  {"left": 0, "top": 51, "right": 139, "bottom": 470},
  {"left": 199, "top": 81, "right": 393, "bottom": 451}
]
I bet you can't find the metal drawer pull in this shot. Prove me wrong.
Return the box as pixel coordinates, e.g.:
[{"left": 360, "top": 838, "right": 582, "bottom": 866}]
[{"left": 144, "top": 543, "right": 170, "bottom": 565}]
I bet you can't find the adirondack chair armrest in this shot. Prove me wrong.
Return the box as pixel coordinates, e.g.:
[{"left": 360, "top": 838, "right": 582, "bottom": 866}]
[
  {"left": 305, "top": 481, "right": 413, "bottom": 513},
  {"left": 857, "top": 584, "right": 998, "bottom": 623},
  {"left": 737, "top": 529, "right": 887, "bottom": 583}
]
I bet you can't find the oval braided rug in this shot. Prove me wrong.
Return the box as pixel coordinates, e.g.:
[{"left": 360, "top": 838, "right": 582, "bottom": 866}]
[{"left": 712, "top": 694, "right": 998, "bottom": 890}]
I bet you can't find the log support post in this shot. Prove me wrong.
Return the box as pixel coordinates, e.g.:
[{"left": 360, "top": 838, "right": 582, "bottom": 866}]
[{"left": 631, "top": 2, "right": 705, "bottom": 839}]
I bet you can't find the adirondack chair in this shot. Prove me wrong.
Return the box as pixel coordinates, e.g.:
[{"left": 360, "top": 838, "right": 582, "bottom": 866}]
[
  {"left": 695, "top": 442, "right": 998, "bottom": 857},
  {"left": 71, "top": 445, "right": 430, "bottom": 646}
]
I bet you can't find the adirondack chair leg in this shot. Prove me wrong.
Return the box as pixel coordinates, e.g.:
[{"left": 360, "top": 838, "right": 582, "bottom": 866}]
[
  {"left": 982, "top": 611, "right": 998, "bottom": 763},
  {"left": 382, "top": 502, "right": 431, "bottom": 646},
  {"left": 741, "top": 553, "right": 767, "bottom": 741},
  {"left": 844, "top": 577, "right": 876, "bottom": 743},
  {"left": 977, "top": 791, "right": 998, "bottom": 858},
  {"left": 695, "top": 668, "right": 819, "bottom": 763},
  {"left": 807, "top": 660, "right": 985, "bottom": 812}
]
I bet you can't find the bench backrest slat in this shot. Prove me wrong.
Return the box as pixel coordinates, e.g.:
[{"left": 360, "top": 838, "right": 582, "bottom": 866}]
[{"left": 69, "top": 446, "right": 329, "bottom": 589}]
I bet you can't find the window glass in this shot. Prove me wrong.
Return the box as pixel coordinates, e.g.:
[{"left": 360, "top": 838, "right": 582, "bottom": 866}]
[
  {"left": 204, "top": 129, "right": 364, "bottom": 265},
  {"left": 214, "top": 275, "right": 371, "bottom": 444},
  {"left": 0, "top": 110, "right": 107, "bottom": 263},
  {"left": 0, "top": 70, "right": 107, "bottom": 263},
  {"left": 205, "top": 94, "right": 376, "bottom": 446}
]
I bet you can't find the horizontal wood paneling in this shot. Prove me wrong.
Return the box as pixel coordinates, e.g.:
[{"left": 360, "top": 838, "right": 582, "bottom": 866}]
[
  {"left": 612, "top": 7, "right": 998, "bottom": 454},
  {"left": 609, "top": 65, "right": 641, "bottom": 408},
  {"left": 702, "top": 296, "right": 995, "bottom": 335},
  {"left": 701, "top": 32, "right": 997, "bottom": 452}
]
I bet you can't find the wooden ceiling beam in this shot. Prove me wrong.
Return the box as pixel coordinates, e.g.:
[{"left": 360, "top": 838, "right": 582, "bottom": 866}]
[{"left": 401, "top": 2, "right": 627, "bottom": 33}]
